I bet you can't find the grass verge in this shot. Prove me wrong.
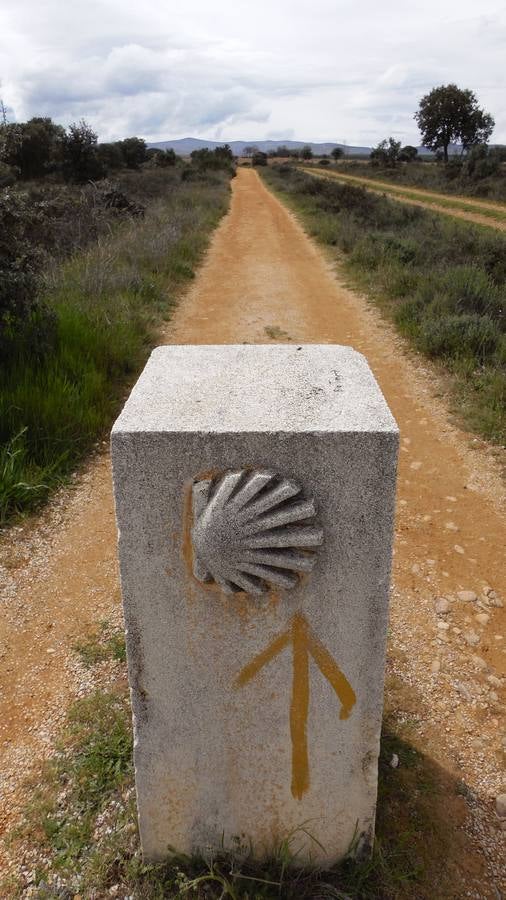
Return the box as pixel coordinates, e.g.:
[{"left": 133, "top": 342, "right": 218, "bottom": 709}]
[
  {"left": 307, "top": 167, "right": 506, "bottom": 227},
  {"left": 2, "top": 627, "right": 483, "bottom": 899},
  {"left": 263, "top": 165, "right": 505, "bottom": 446},
  {"left": 0, "top": 168, "right": 231, "bottom": 524},
  {"left": 318, "top": 160, "right": 506, "bottom": 204}
]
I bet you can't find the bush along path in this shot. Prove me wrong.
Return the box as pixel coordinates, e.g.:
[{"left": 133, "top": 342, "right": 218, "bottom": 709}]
[
  {"left": 0, "top": 167, "right": 231, "bottom": 524},
  {"left": 1, "top": 168, "right": 505, "bottom": 897}
]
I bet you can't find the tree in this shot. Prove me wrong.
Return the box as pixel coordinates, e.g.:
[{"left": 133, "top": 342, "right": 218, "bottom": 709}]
[
  {"left": 1, "top": 117, "right": 64, "bottom": 179},
  {"left": 414, "top": 84, "right": 494, "bottom": 163},
  {"left": 119, "top": 136, "right": 147, "bottom": 169},
  {"left": 300, "top": 144, "right": 313, "bottom": 160},
  {"left": 370, "top": 137, "right": 401, "bottom": 167},
  {"left": 398, "top": 145, "right": 418, "bottom": 163},
  {"left": 63, "top": 120, "right": 104, "bottom": 182},
  {"left": 96, "top": 142, "right": 125, "bottom": 171},
  {"left": 251, "top": 151, "right": 268, "bottom": 167},
  {"left": 243, "top": 145, "right": 258, "bottom": 157},
  {"left": 331, "top": 147, "right": 344, "bottom": 161},
  {"left": 154, "top": 148, "right": 177, "bottom": 167}
]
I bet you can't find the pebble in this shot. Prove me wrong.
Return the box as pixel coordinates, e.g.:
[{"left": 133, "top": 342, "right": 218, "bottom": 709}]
[
  {"left": 445, "top": 522, "right": 459, "bottom": 531},
  {"left": 487, "top": 675, "right": 502, "bottom": 688},
  {"left": 435, "top": 598, "right": 450, "bottom": 614},
  {"left": 431, "top": 659, "right": 441, "bottom": 674},
  {"left": 437, "top": 621, "right": 450, "bottom": 631},
  {"left": 496, "top": 795, "right": 506, "bottom": 818},
  {"left": 457, "top": 590, "right": 478, "bottom": 603},
  {"left": 410, "top": 461, "right": 422, "bottom": 470},
  {"left": 464, "top": 630, "right": 480, "bottom": 646},
  {"left": 455, "top": 682, "right": 473, "bottom": 701},
  {"left": 471, "top": 656, "right": 488, "bottom": 669},
  {"left": 454, "top": 545, "right": 465, "bottom": 555},
  {"left": 490, "top": 596, "right": 504, "bottom": 608},
  {"left": 475, "top": 613, "right": 490, "bottom": 626},
  {"left": 390, "top": 753, "right": 399, "bottom": 769}
]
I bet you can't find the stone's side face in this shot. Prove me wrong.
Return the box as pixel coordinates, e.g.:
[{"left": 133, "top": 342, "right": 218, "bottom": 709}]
[{"left": 111, "top": 344, "right": 399, "bottom": 865}]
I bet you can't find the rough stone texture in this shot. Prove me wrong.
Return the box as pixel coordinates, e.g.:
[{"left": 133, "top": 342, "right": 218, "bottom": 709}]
[{"left": 111, "top": 344, "right": 398, "bottom": 865}]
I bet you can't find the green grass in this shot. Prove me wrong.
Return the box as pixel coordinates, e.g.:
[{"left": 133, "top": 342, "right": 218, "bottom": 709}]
[
  {"left": 308, "top": 168, "right": 506, "bottom": 227},
  {"left": 316, "top": 159, "right": 506, "bottom": 204},
  {"left": 0, "top": 168, "right": 231, "bottom": 524},
  {"left": 262, "top": 165, "right": 505, "bottom": 445},
  {"left": 73, "top": 620, "right": 127, "bottom": 666}
]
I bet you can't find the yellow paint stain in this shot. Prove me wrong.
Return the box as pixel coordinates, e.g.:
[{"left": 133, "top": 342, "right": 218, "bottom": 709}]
[{"left": 234, "top": 612, "right": 356, "bottom": 800}]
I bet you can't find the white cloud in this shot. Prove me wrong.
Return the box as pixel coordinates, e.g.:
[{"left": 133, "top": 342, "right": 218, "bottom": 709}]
[{"left": 0, "top": 0, "right": 504, "bottom": 144}]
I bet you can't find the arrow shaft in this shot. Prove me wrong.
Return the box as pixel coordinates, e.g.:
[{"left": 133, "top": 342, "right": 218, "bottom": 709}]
[{"left": 290, "top": 615, "right": 310, "bottom": 800}]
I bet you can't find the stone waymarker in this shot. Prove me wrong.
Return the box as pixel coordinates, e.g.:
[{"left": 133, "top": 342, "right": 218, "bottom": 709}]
[{"left": 111, "top": 344, "right": 398, "bottom": 864}]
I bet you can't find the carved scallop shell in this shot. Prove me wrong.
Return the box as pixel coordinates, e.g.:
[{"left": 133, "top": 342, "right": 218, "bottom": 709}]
[{"left": 191, "top": 469, "right": 323, "bottom": 595}]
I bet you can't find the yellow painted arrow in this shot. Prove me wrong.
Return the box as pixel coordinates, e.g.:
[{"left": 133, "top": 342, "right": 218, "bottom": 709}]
[{"left": 234, "top": 612, "right": 356, "bottom": 800}]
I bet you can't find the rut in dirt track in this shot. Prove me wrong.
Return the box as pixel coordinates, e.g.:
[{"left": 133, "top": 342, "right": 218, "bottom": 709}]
[{"left": 0, "top": 168, "right": 504, "bottom": 892}]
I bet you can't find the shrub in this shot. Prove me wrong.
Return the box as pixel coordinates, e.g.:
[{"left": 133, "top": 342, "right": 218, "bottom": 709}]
[
  {"left": 63, "top": 120, "right": 104, "bottom": 183},
  {"left": 416, "top": 313, "right": 498, "bottom": 362},
  {"left": 252, "top": 151, "right": 268, "bottom": 167},
  {"left": 0, "top": 189, "right": 56, "bottom": 364}
]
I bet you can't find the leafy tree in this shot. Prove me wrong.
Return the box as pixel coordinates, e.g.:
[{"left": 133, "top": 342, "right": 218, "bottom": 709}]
[
  {"left": 331, "top": 147, "right": 344, "bottom": 161},
  {"left": 463, "top": 144, "right": 502, "bottom": 180},
  {"left": 191, "top": 145, "right": 234, "bottom": 171},
  {"left": 63, "top": 120, "right": 104, "bottom": 182},
  {"left": 414, "top": 84, "right": 494, "bottom": 163},
  {"left": 96, "top": 142, "right": 125, "bottom": 171},
  {"left": 154, "top": 148, "right": 177, "bottom": 167},
  {"left": 252, "top": 151, "right": 268, "bottom": 167},
  {"left": 399, "top": 145, "right": 418, "bottom": 162},
  {"left": 1, "top": 117, "right": 64, "bottom": 179},
  {"left": 119, "top": 136, "right": 147, "bottom": 169},
  {"left": 300, "top": 144, "right": 313, "bottom": 160},
  {"left": 244, "top": 145, "right": 258, "bottom": 157},
  {"left": 370, "top": 137, "right": 401, "bottom": 167}
]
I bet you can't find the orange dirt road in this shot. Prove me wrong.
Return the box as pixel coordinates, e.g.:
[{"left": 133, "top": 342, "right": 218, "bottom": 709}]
[
  {"left": 1, "top": 168, "right": 504, "bottom": 891},
  {"left": 305, "top": 165, "right": 506, "bottom": 232}
]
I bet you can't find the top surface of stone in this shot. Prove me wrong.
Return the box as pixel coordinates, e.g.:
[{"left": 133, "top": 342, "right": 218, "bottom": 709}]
[{"left": 112, "top": 344, "right": 398, "bottom": 434}]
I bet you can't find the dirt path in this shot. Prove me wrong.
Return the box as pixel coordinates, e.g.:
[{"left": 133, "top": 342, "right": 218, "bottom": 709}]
[
  {"left": 305, "top": 166, "right": 506, "bottom": 231},
  {"left": 1, "top": 168, "right": 504, "bottom": 892}
]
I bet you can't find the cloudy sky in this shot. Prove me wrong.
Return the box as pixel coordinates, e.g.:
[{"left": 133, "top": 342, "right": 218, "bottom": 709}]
[{"left": 1, "top": 0, "right": 504, "bottom": 146}]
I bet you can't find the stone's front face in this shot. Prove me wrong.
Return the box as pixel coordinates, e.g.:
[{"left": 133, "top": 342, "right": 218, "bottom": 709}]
[
  {"left": 191, "top": 469, "right": 324, "bottom": 595},
  {"left": 111, "top": 344, "right": 398, "bottom": 866}
]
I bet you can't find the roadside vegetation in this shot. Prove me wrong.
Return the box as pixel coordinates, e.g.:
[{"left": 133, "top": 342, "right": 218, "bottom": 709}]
[
  {"left": 262, "top": 166, "right": 505, "bottom": 445},
  {"left": 3, "top": 625, "right": 478, "bottom": 899},
  {"left": 313, "top": 84, "right": 505, "bottom": 203},
  {"left": 0, "top": 121, "right": 233, "bottom": 524},
  {"left": 325, "top": 152, "right": 506, "bottom": 204}
]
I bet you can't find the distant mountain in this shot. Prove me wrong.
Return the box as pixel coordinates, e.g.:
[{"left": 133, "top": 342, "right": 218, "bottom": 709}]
[{"left": 147, "top": 137, "right": 372, "bottom": 157}]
